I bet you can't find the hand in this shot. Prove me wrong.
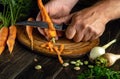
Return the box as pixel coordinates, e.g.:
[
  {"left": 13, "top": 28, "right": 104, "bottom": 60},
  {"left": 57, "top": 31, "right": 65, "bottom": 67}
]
[
  {"left": 66, "top": 1, "right": 111, "bottom": 42},
  {"left": 36, "top": 0, "right": 78, "bottom": 40}
]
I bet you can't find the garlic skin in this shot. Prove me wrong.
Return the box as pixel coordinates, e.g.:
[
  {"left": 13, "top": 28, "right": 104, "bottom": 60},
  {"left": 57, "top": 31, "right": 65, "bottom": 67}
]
[{"left": 90, "top": 47, "right": 105, "bottom": 60}]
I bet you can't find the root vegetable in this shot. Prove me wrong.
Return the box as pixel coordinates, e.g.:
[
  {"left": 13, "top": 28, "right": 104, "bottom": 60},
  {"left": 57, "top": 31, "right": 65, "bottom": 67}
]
[{"left": 90, "top": 39, "right": 116, "bottom": 60}]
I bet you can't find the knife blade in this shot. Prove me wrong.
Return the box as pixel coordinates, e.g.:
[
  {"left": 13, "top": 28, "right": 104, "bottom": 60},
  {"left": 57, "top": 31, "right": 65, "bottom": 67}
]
[{"left": 16, "top": 21, "right": 67, "bottom": 31}]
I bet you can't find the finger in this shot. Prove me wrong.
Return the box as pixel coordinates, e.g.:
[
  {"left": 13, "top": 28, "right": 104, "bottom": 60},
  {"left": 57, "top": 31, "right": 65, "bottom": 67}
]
[
  {"left": 73, "top": 31, "right": 84, "bottom": 42},
  {"left": 56, "top": 31, "right": 64, "bottom": 37},
  {"left": 82, "top": 28, "right": 92, "bottom": 41},
  {"left": 65, "top": 25, "right": 76, "bottom": 39},
  {"left": 37, "top": 27, "right": 45, "bottom": 36},
  {"left": 36, "top": 12, "right": 46, "bottom": 36},
  {"left": 36, "top": 12, "right": 42, "bottom": 21}
]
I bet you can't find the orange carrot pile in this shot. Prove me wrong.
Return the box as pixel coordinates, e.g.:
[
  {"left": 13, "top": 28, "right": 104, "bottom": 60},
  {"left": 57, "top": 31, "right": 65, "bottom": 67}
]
[
  {"left": 37, "top": 0, "right": 65, "bottom": 64},
  {"left": 7, "top": 25, "right": 17, "bottom": 53},
  {"left": 26, "top": 18, "right": 34, "bottom": 50},
  {"left": 0, "top": 26, "right": 8, "bottom": 54}
]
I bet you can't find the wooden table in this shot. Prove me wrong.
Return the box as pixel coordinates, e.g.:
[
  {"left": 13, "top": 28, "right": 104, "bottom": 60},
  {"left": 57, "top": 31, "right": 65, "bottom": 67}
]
[
  {"left": 0, "top": 19, "right": 120, "bottom": 79},
  {"left": 1, "top": 0, "right": 120, "bottom": 78}
]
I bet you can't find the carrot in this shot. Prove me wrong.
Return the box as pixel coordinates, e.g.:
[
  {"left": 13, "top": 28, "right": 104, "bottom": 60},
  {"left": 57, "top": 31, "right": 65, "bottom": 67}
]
[
  {"left": 53, "top": 46, "right": 64, "bottom": 64},
  {"left": 37, "top": 0, "right": 57, "bottom": 39},
  {"left": 59, "top": 44, "right": 64, "bottom": 53},
  {"left": 48, "top": 42, "right": 54, "bottom": 52},
  {"left": 26, "top": 18, "right": 34, "bottom": 50},
  {"left": 37, "top": 0, "right": 64, "bottom": 63},
  {"left": 7, "top": 25, "right": 17, "bottom": 53},
  {"left": 0, "top": 26, "right": 8, "bottom": 54},
  {"left": 40, "top": 43, "right": 47, "bottom": 47}
]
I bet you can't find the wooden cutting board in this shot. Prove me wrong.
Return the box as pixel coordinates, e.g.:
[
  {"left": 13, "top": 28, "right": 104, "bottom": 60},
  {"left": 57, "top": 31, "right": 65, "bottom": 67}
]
[{"left": 17, "top": 27, "right": 99, "bottom": 58}]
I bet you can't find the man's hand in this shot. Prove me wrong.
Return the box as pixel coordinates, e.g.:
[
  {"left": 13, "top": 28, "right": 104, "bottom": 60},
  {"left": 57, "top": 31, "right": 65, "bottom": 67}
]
[
  {"left": 66, "top": 1, "right": 111, "bottom": 42},
  {"left": 36, "top": 0, "right": 78, "bottom": 40}
]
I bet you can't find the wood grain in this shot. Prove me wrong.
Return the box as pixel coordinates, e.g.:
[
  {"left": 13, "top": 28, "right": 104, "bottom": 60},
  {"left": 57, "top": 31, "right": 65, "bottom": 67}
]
[{"left": 17, "top": 27, "right": 99, "bottom": 58}]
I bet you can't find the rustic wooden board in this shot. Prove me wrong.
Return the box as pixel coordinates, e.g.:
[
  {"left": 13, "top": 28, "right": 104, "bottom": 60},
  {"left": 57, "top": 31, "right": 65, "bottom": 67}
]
[{"left": 17, "top": 27, "right": 99, "bottom": 58}]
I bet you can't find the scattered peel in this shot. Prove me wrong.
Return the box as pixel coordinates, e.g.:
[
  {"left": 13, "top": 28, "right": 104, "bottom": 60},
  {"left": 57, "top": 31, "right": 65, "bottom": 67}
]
[{"left": 40, "top": 42, "right": 64, "bottom": 64}]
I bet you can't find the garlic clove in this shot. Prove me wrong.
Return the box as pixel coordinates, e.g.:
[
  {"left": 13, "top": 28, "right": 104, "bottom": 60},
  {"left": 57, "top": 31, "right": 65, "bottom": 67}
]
[
  {"left": 90, "top": 47, "right": 105, "bottom": 60},
  {"left": 102, "top": 53, "right": 120, "bottom": 67}
]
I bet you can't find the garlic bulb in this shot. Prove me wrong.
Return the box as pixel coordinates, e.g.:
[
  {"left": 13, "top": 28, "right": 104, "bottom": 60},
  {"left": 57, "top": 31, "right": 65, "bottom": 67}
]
[
  {"left": 102, "top": 53, "right": 120, "bottom": 67},
  {"left": 90, "top": 39, "right": 116, "bottom": 60}
]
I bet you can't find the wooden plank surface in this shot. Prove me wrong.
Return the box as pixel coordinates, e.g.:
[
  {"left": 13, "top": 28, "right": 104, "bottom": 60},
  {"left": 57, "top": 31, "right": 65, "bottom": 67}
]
[{"left": 0, "top": 42, "right": 37, "bottom": 79}]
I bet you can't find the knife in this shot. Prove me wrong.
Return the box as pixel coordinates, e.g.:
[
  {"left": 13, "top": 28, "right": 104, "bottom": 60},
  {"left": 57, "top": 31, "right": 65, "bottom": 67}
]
[{"left": 16, "top": 21, "right": 67, "bottom": 31}]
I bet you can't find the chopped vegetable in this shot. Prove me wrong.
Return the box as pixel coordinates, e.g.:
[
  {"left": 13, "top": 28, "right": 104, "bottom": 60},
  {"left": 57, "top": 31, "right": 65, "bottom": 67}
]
[
  {"left": 84, "top": 61, "right": 89, "bottom": 65},
  {"left": 62, "top": 62, "right": 69, "bottom": 67},
  {"left": 74, "top": 66, "right": 80, "bottom": 71},
  {"left": 59, "top": 44, "right": 64, "bottom": 53},
  {"left": 77, "top": 66, "right": 120, "bottom": 79},
  {"left": 35, "top": 65, "right": 42, "bottom": 70},
  {"left": 70, "top": 61, "right": 76, "bottom": 65},
  {"left": 53, "top": 46, "right": 63, "bottom": 64}
]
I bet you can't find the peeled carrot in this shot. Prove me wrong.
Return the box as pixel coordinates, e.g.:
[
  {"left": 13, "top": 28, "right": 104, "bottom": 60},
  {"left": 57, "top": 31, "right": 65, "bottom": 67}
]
[
  {"left": 37, "top": 0, "right": 57, "bottom": 39},
  {"left": 26, "top": 18, "right": 34, "bottom": 50},
  {"left": 53, "top": 46, "right": 64, "bottom": 64},
  {"left": 0, "top": 26, "right": 8, "bottom": 54},
  {"left": 38, "top": 0, "right": 64, "bottom": 64},
  {"left": 7, "top": 25, "right": 17, "bottom": 53}
]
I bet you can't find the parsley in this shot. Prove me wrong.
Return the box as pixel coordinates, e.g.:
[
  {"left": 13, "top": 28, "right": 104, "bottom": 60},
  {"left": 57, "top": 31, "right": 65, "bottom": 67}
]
[{"left": 77, "top": 66, "right": 120, "bottom": 79}]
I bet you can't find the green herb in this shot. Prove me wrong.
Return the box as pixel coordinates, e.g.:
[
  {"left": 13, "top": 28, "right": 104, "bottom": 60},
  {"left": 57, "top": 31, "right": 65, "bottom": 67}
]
[
  {"left": 77, "top": 66, "right": 120, "bottom": 79},
  {"left": 0, "top": 0, "right": 10, "bottom": 27},
  {"left": 0, "top": 0, "right": 35, "bottom": 26}
]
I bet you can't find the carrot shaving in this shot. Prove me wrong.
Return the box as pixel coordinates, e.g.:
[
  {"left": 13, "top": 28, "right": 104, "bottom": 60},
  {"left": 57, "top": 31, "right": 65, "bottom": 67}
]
[
  {"left": 53, "top": 46, "right": 64, "bottom": 64},
  {"left": 40, "top": 43, "right": 47, "bottom": 47},
  {"left": 59, "top": 44, "right": 64, "bottom": 53},
  {"left": 26, "top": 17, "right": 34, "bottom": 50},
  {"left": 7, "top": 25, "right": 17, "bottom": 53},
  {"left": 0, "top": 26, "right": 8, "bottom": 54}
]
